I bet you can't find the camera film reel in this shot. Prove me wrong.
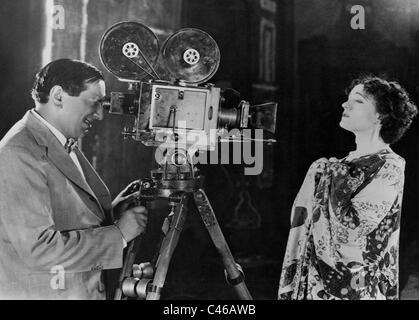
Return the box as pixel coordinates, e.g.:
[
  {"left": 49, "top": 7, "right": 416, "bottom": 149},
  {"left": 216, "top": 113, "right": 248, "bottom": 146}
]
[
  {"left": 161, "top": 28, "right": 220, "bottom": 85},
  {"left": 99, "top": 21, "right": 160, "bottom": 81},
  {"left": 100, "top": 23, "right": 220, "bottom": 84}
]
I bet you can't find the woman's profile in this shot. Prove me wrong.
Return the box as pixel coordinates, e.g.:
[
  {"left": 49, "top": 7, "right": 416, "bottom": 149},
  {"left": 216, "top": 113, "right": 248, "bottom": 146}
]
[{"left": 278, "top": 76, "right": 418, "bottom": 300}]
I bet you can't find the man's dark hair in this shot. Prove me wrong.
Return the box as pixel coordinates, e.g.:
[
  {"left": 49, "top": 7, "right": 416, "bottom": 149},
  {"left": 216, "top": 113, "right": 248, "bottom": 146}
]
[
  {"left": 346, "top": 75, "right": 418, "bottom": 144},
  {"left": 31, "top": 58, "right": 104, "bottom": 104}
]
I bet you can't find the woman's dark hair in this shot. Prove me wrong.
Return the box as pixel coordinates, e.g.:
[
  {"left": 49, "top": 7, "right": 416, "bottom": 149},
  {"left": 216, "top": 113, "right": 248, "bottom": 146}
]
[
  {"left": 346, "top": 75, "right": 418, "bottom": 144},
  {"left": 31, "top": 58, "right": 104, "bottom": 104}
]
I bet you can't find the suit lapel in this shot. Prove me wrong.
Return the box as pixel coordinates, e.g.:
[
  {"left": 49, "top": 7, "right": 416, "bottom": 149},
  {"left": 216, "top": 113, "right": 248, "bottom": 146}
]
[
  {"left": 47, "top": 139, "right": 97, "bottom": 197},
  {"left": 25, "top": 110, "right": 107, "bottom": 220},
  {"left": 73, "top": 147, "right": 112, "bottom": 213}
]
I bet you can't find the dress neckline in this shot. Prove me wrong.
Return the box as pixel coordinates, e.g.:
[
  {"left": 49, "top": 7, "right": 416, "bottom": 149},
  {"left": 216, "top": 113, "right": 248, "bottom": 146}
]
[{"left": 345, "top": 147, "right": 392, "bottom": 162}]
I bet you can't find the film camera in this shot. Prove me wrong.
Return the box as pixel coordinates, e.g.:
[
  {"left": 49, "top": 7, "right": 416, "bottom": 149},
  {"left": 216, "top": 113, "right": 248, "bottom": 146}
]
[
  {"left": 100, "top": 21, "right": 277, "bottom": 154},
  {"left": 99, "top": 21, "right": 277, "bottom": 300}
]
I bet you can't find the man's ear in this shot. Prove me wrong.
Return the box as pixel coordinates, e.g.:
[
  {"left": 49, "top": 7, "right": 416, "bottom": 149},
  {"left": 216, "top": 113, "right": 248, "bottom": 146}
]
[{"left": 49, "top": 86, "right": 64, "bottom": 107}]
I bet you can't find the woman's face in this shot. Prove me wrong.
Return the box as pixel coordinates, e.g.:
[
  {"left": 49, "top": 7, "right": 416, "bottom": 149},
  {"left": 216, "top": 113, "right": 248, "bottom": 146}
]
[{"left": 340, "top": 84, "right": 381, "bottom": 133}]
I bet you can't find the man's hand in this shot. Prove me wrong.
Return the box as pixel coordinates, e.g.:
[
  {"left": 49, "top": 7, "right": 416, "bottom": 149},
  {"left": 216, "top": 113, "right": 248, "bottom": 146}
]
[
  {"left": 115, "top": 206, "right": 148, "bottom": 242},
  {"left": 112, "top": 180, "right": 140, "bottom": 219}
]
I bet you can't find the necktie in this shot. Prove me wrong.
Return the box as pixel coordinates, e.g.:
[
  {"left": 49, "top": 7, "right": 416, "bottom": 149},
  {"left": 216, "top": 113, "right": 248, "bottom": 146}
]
[
  {"left": 65, "top": 138, "right": 86, "bottom": 180},
  {"left": 64, "top": 138, "right": 78, "bottom": 153}
]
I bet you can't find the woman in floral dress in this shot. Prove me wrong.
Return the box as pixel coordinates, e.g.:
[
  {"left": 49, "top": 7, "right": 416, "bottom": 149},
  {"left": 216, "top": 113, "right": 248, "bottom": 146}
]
[{"left": 278, "top": 76, "right": 418, "bottom": 300}]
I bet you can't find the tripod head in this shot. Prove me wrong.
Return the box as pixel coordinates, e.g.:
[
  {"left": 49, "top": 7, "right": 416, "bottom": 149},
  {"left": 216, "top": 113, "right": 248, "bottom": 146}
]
[{"left": 125, "top": 147, "right": 203, "bottom": 206}]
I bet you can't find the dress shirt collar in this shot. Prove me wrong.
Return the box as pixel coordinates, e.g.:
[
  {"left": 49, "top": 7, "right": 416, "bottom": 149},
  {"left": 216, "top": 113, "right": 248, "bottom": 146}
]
[{"left": 30, "top": 109, "right": 68, "bottom": 147}]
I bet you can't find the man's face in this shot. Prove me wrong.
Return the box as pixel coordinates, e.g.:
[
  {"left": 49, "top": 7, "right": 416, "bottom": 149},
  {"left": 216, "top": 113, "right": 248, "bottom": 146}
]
[{"left": 57, "top": 80, "right": 106, "bottom": 139}]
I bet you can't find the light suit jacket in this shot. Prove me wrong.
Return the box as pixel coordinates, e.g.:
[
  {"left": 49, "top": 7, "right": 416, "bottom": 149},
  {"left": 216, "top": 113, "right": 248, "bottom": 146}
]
[{"left": 0, "top": 110, "right": 124, "bottom": 299}]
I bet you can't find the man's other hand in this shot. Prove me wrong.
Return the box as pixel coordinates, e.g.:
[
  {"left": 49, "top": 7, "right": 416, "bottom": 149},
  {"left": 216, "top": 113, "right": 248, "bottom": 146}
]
[
  {"left": 115, "top": 206, "right": 148, "bottom": 242},
  {"left": 112, "top": 180, "right": 140, "bottom": 219}
]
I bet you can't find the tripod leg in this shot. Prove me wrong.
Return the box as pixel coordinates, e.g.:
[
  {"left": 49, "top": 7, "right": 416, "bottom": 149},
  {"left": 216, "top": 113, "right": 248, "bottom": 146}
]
[
  {"left": 193, "top": 189, "right": 253, "bottom": 300},
  {"left": 114, "top": 179, "right": 147, "bottom": 300},
  {"left": 146, "top": 193, "right": 189, "bottom": 300},
  {"left": 114, "top": 235, "right": 143, "bottom": 300}
]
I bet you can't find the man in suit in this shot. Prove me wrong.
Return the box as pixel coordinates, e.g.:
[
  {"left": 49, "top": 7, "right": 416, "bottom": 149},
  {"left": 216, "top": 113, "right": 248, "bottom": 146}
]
[{"left": 0, "top": 58, "right": 147, "bottom": 299}]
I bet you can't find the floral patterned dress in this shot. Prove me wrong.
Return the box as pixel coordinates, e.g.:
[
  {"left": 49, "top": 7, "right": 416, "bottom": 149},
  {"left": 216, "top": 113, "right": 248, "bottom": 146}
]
[{"left": 278, "top": 149, "right": 405, "bottom": 300}]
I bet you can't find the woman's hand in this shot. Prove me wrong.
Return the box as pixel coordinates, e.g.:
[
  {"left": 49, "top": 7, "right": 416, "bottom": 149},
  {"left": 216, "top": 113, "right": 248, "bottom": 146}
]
[
  {"left": 310, "top": 157, "right": 330, "bottom": 174},
  {"left": 309, "top": 157, "right": 344, "bottom": 178}
]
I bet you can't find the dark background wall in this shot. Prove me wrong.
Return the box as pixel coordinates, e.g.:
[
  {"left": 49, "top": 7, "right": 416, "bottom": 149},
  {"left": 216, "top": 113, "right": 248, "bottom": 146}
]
[
  {"left": 0, "top": 1, "right": 45, "bottom": 137},
  {"left": 0, "top": 0, "right": 418, "bottom": 299}
]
